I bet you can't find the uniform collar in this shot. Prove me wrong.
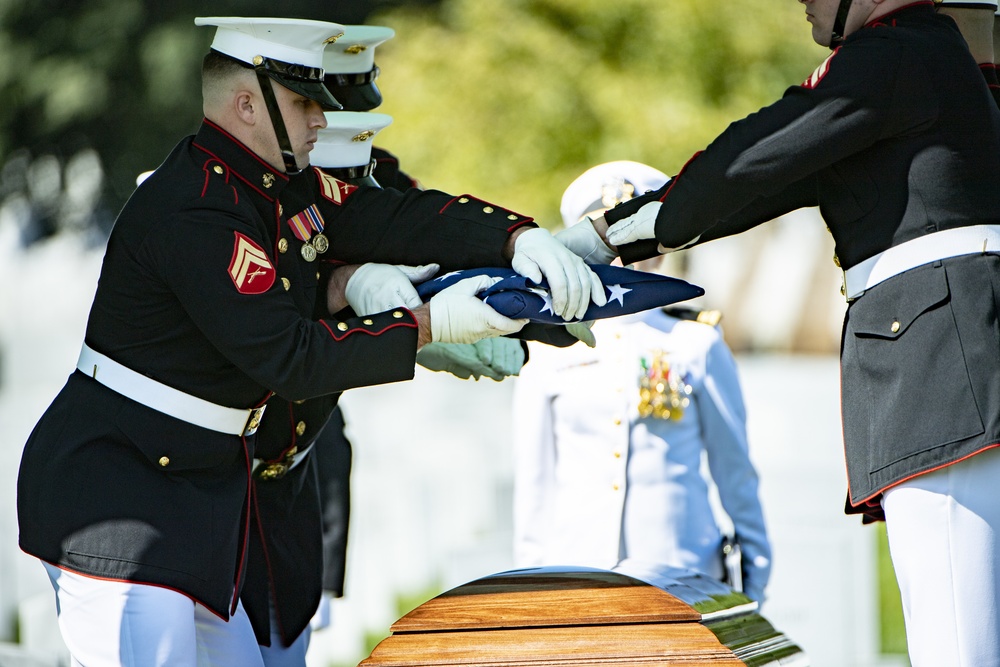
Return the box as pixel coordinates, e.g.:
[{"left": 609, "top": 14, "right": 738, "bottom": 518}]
[
  {"left": 863, "top": 1, "right": 935, "bottom": 29},
  {"left": 192, "top": 119, "right": 291, "bottom": 201}
]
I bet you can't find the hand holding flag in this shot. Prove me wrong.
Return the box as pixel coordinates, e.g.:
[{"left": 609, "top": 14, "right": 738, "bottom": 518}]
[{"left": 417, "top": 264, "right": 704, "bottom": 325}]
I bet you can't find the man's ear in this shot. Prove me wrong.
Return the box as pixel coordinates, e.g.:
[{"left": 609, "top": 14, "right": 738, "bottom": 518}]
[{"left": 234, "top": 90, "right": 257, "bottom": 125}]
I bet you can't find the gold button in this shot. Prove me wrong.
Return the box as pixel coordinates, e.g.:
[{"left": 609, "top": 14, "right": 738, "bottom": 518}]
[
  {"left": 316, "top": 271, "right": 320, "bottom": 280},
  {"left": 458, "top": 197, "right": 469, "bottom": 203},
  {"left": 508, "top": 214, "right": 518, "bottom": 221},
  {"left": 278, "top": 204, "right": 283, "bottom": 216},
  {"left": 392, "top": 311, "right": 404, "bottom": 318},
  {"left": 891, "top": 321, "right": 900, "bottom": 333},
  {"left": 363, "top": 318, "right": 374, "bottom": 325},
  {"left": 614, "top": 451, "right": 622, "bottom": 459},
  {"left": 159, "top": 456, "right": 170, "bottom": 467},
  {"left": 483, "top": 206, "right": 494, "bottom": 214},
  {"left": 337, "top": 322, "right": 349, "bottom": 331},
  {"left": 613, "top": 418, "right": 622, "bottom": 426},
  {"left": 295, "top": 421, "right": 306, "bottom": 436},
  {"left": 612, "top": 483, "right": 620, "bottom": 491},
  {"left": 253, "top": 55, "right": 264, "bottom": 66},
  {"left": 281, "top": 277, "right": 290, "bottom": 291},
  {"left": 294, "top": 399, "right": 305, "bottom": 405},
  {"left": 213, "top": 165, "right": 223, "bottom": 175},
  {"left": 278, "top": 238, "right": 288, "bottom": 253}
]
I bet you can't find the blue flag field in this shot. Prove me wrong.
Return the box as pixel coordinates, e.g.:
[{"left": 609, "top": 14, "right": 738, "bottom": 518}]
[{"left": 415, "top": 264, "right": 704, "bottom": 324}]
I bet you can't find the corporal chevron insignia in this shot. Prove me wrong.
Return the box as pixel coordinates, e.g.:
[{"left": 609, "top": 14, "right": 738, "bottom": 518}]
[
  {"left": 415, "top": 264, "right": 703, "bottom": 324},
  {"left": 316, "top": 170, "right": 358, "bottom": 205},
  {"left": 229, "top": 232, "right": 275, "bottom": 294},
  {"left": 802, "top": 47, "right": 839, "bottom": 90}
]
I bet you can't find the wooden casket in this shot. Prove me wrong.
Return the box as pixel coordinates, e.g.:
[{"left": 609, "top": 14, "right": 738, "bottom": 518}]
[{"left": 359, "top": 563, "right": 808, "bottom": 666}]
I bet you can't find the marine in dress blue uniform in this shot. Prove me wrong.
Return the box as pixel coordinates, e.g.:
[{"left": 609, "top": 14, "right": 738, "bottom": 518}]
[
  {"left": 242, "top": 112, "right": 401, "bottom": 661},
  {"left": 16, "top": 15, "right": 599, "bottom": 666},
  {"left": 591, "top": 2, "right": 1000, "bottom": 664},
  {"left": 319, "top": 25, "right": 420, "bottom": 191},
  {"left": 246, "top": 108, "right": 535, "bottom": 662}
]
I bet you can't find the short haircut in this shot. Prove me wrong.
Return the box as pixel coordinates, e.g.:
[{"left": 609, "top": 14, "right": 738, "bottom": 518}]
[{"left": 202, "top": 50, "right": 254, "bottom": 102}]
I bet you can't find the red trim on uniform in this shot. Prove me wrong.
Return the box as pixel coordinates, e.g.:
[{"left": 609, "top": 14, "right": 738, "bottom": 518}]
[
  {"left": 848, "top": 442, "right": 1000, "bottom": 508},
  {"left": 193, "top": 144, "right": 277, "bottom": 202},
  {"left": 200, "top": 159, "right": 239, "bottom": 203},
  {"left": 658, "top": 152, "right": 703, "bottom": 202},
  {"left": 193, "top": 122, "right": 288, "bottom": 203},
  {"left": 438, "top": 196, "right": 460, "bottom": 214},
  {"left": 506, "top": 219, "right": 536, "bottom": 233},
  {"left": 272, "top": 200, "right": 283, "bottom": 257},
  {"left": 318, "top": 317, "right": 417, "bottom": 341},
  {"left": 229, "top": 432, "right": 253, "bottom": 615},
  {"left": 201, "top": 119, "right": 290, "bottom": 183},
  {"left": 250, "top": 486, "right": 284, "bottom": 641},
  {"left": 980, "top": 63, "right": 1000, "bottom": 89},
  {"left": 38, "top": 559, "right": 232, "bottom": 622}
]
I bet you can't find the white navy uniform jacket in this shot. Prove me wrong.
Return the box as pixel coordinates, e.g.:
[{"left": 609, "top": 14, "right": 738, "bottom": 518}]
[{"left": 512, "top": 308, "right": 772, "bottom": 602}]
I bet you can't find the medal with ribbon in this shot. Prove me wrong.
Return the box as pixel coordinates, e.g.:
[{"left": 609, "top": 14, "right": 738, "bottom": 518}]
[
  {"left": 286, "top": 204, "right": 328, "bottom": 262},
  {"left": 637, "top": 351, "right": 692, "bottom": 421}
]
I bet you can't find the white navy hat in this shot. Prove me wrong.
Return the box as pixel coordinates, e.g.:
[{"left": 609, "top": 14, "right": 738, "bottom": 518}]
[
  {"left": 559, "top": 160, "right": 670, "bottom": 229},
  {"left": 311, "top": 112, "right": 393, "bottom": 169},
  {"left": 195, "top": 16, "right": 345, "bottom": 109},
  {"left": 323, "top": 25, "right": 395, "bottom": 111}
]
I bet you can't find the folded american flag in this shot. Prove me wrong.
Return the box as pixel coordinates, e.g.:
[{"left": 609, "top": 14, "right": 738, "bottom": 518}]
[{"left": 415, "top": 264, "right": 704, "bottom": 323}]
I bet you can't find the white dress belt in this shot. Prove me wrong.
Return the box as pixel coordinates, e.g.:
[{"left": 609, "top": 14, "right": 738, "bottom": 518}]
[
  {"left": 77, "top": 343, "right": 265, "bottom": 436},
  {"left": 844, "top": 224, "right": 1000, "bottom": 300}
]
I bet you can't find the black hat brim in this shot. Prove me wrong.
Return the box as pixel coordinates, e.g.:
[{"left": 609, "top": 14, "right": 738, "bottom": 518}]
[
  {"left": 270, "top": 74, "right": 343, "bottom": 111},
  {"left": 324, "top": 81, "right": 382, "bottom": 112}
]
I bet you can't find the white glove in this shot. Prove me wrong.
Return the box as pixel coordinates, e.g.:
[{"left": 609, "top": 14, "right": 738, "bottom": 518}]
[
  {"left": 606, "top": 201, "right": 702, "bottom": 253},
  {"left": 416, "top": 338, "right": 525, "bottom": 381},
  {"left": 554, "top": 216, "right": 617, "bottom": 265},
  {"left": 565, "top": 321, "right": 596, "bottom": 348},
  {"left": 605, "top": 201, "right": 662, "bottom": 246},
  {"left": 511, "top": 227, "right": 606, "bottom": 321},
  {"left": 429, "top": 275, "right": 528, "bottom": 344},
  {"left": 471, "top": 337, "right": 526, "bottom": 378},
  {"left": 345, "top": 263, "right": 439, "bottom": 315}
]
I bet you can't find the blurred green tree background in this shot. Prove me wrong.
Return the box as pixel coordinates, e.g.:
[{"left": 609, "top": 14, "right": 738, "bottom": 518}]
[
  {"left": 0, "top": 0, "right": 823, "bottom": 243},
  {"left": 376, "top": 0, "right": 825, "bottom": 222}
]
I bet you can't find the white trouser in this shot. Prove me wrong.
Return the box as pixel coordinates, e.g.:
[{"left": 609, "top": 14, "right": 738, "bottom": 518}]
[
  {"left": 881, "top": 446, "right": 1000, "bottom": 667},
  {"left": 258, "top": 597, "right": 312, "bottom": 667},
  {"left": 43, "top": 562, "right": 264, "bottom": 667}
]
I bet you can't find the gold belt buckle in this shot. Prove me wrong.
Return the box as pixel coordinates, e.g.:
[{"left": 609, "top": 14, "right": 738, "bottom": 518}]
[{"left": 243, "top": 406, "right": 267, "bottom": 436}]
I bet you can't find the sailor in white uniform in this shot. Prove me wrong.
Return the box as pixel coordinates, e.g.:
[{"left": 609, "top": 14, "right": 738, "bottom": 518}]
[{"left": 511, "top": 161, "right": 772, "bottom": 603}]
